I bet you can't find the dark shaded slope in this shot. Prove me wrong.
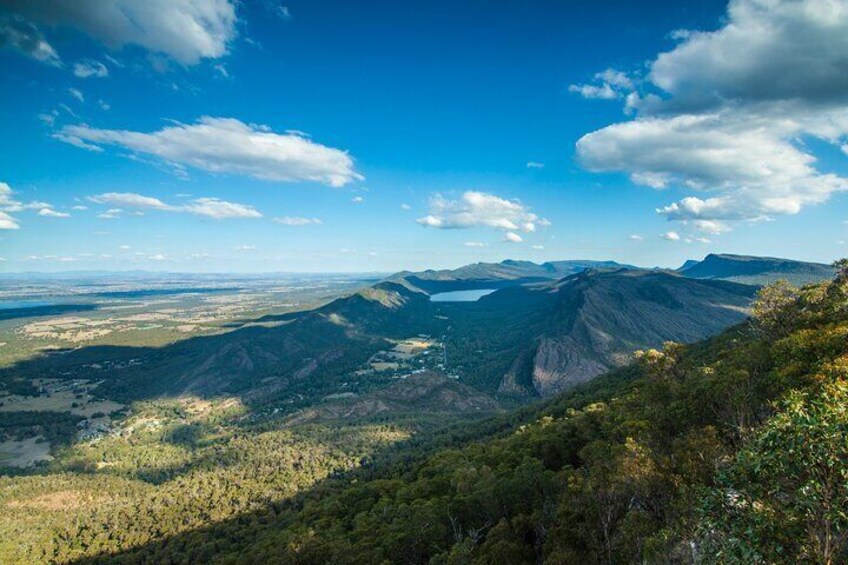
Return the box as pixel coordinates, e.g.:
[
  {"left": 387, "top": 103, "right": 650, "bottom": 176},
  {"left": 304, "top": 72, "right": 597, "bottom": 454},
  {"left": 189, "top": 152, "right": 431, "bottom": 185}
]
[{"left": 441, "top": 269, "right": 755, "bottom": 395}]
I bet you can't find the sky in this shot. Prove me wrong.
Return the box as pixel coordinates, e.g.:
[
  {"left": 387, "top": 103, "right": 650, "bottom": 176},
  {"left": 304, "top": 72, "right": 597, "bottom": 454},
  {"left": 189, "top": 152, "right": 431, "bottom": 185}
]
[{"left": 0, "top": 0, "right": 847, "bottom": 273}]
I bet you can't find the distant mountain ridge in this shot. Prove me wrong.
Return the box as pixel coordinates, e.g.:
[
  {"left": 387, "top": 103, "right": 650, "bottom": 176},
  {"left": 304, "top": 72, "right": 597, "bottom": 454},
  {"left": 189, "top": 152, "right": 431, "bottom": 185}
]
[
  {"left": 5, "top": 254, "right": 819, "bottom": 408},
  {"left": 388, "top": 259, "right": 636, "bottom": 293},
  {"left": 679, "top": 253, "right": 835, "bottom": 285}
]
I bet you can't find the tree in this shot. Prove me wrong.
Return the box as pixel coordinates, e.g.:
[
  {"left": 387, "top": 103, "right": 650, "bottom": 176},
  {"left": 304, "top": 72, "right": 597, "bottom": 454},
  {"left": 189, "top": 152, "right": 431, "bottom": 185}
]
[
  {"left": 750, "top": 280, "right": 798, "bottom": 340},
  {"left": 702, "top": 381, "right": 848, "bottom": 564}
]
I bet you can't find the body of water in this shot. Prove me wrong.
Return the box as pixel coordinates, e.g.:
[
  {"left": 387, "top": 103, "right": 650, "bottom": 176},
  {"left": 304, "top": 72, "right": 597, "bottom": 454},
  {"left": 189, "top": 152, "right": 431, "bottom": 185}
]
[
  {"left": 0, "top": 300, "right": 58, "bottom": 310},
  {"left": 429, "top": 289, "right": 497, "bottom": 302}
]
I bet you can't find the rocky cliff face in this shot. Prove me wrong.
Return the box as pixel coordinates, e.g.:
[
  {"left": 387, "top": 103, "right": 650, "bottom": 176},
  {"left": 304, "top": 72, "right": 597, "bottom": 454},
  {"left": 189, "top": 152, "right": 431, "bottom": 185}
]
[
  {"left": 490, "top": 270, "right": 758, "bottom": 396},
  {"left": 531, "top": 337, "right": 609, "bottom": 395}
]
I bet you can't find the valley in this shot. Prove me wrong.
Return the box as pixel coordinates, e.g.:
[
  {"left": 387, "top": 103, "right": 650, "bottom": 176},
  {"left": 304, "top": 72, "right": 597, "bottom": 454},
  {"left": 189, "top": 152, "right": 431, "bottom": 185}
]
[{"left": 0, "top": 254, "right": 840, "bottom": 563}]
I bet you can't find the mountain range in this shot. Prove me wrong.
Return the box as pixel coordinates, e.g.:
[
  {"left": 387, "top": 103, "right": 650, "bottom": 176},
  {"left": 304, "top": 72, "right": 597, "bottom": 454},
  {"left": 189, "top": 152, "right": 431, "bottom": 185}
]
[{"left": 6, "top": 253, "right": 831, "bottom": 409}]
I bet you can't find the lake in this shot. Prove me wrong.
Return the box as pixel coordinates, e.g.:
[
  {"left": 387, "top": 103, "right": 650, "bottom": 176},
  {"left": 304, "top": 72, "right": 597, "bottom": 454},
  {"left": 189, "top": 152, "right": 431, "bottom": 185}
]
[{"left": 429, "top": 289, "right": 497, "bottom": 302}]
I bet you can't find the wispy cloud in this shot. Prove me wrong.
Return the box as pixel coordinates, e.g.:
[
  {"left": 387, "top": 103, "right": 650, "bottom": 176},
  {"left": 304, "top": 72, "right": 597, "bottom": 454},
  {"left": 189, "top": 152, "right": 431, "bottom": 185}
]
[
  {"left": 88, "top": 191, "right": 261, "bottom": 220},
  {"left": 58, "top": 117, "right": 363, "bottom": 186},
  {"left": 73, "top": 59, "right": 108, "bottom": 78},
  {"left": 273, "top": 216, "right": 322, "bottom": 226}
]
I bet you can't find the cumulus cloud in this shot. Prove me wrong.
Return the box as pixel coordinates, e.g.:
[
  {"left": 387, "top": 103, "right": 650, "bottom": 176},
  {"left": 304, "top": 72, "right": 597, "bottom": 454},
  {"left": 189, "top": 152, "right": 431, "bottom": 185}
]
[
  {"left": 629, "top": 234, "right": 644, "bottom": 241},
  {"left": 575, "top": 0, "right": 848, "bottom": 233},
  {"left": 57, "top": 117, "right": 362, "bottom": 186},
  {"left": 526, "top": 161, "right": 545, "bottom": 169},
  {"left": 503, "top": 231, "right": 523, "bottom": 243},
  {"left": 273, "top": 216, "right": 322, "bottom": 226},
  {"left": 417, "top": 191, "right": 548, "bottom": 234},
  {"left": 0, "top": 14, "right": 60, "bottom": 65},
  {"left": 5, "top": 0, "right": 238, "bottom": 65},
  {"left": 400, "top": 203, "right": 411, "bottom": 210},
  {"left": 0, "top": 181, "right": 61, "bottom": 227},
  {"left": 660, "top": 231, "right": 681, "bottom": 241},
  {"left": 88, "top": 191, "right": 261, "bottom": 219},
  {"left": 351, "top": 195, "right": 364, "bottom": 203},
  {"left": 464, "top": 241, "right": 486, "bottom": 247},
  {"left": 73, "top": 59, "right": 108, "bottom": 78}
]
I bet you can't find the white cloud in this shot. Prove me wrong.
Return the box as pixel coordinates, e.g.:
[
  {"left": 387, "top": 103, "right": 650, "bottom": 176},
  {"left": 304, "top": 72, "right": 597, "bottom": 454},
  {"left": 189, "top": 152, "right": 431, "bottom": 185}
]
[
  {"left": 71, "top": 205, "right": 88, "bottom": 210},
  {"left": 504, "top": 231, "right": 523, "bottom": 243},
  {"left": 88, "top": 191, "right": 261, "bottom": 220},
  {"left": 89, "top": 192, "right": 173, "bottom": 210},
  {"left": 417, "top": 191, "right": 549, "bottom": 233},
  {"left": 526, "top": 161, "right": 545, "bottom": 169},
  {"left": 234, "top": 244, "right": 256, "bottom": 251},
  {"left": 38, "top": 208, "right": 70, "bottom": 218},
  {"left": 73, "top": 59, "right": 108, "bottom": 78},
  {"left": 0, "top": 211, "right": 20, "bottom": 230},
  {"left": 0, "top": 181, "right": 61, "bottom": 227},
  {"left": 0, "top": 15, "right": 60, "bottom": 65},
  {"left": 98, "top": 208, "right": 123, "bottom": 219},
  {"left": 531, "top": 244, "right": 545, "bottom": 250},
  {"left": 464, "top": 241, "right": 486, "bottom": 247},
  {"left": 38, "top": 112, "right": 56, "bottom": 126},
  {"left": 181, "top": 198, "right": 261, "bottom": 219},
  {"left": 660, "top": 231, "right": 681, "bottom": 241},
  {"left": 351, "top": 195, "right": 364, "bottom": 203},
  {"left": 119, "top": 245, "right": 130, "bottom": 250},
  {"left": 400, "top": 203, "right": 411, "bottom": 210},
  {"left": 273, "top": 216, "right": 322, "bottom": 226},
  {"left": 629, "top": 234, "right": 644, "bottom": 241},
  {"left": 150, "top": 254, "right": 166, "bottom": 261},
  {"left": 575, "top": 0, "right": 848, "bottom": 231},
  {"left": 67, "top": 87, "right": 84, "bottom": 102},
  {"left": 52, "top": 133, "right": 103, "bottom": 152},
  {"left": 58, "top": 117, "right": 362, "bottom": 186},
  {"left": 7, "top": 0, "right": 238, "bottom": 65},
  {"left": 570, "top": 68, "right": 634, "bottom": 100}
]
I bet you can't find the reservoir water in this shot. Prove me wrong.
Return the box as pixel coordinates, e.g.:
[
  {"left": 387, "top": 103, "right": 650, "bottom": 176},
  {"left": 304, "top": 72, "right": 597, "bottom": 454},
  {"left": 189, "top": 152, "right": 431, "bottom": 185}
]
[{"left": 429, "top": 289, "right": 496, "bottom": 302}]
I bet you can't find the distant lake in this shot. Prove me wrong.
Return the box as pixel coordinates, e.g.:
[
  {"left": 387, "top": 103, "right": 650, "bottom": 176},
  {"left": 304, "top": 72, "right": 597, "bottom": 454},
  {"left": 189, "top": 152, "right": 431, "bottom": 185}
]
[{"left": 429, "top": 289, "right": 496, "bottom": 302}]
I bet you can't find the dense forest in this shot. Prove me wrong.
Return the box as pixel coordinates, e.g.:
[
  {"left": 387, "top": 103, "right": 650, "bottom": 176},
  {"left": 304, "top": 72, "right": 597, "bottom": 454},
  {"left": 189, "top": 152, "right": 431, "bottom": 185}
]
[{"left": 2, "top": 263, "right": 847, "bottom": 563}]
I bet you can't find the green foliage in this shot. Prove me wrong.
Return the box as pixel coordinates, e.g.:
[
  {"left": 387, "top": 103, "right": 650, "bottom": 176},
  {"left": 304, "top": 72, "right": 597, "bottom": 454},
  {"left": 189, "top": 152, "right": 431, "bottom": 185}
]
[{"left": 702, "top": 380, "right": 848, "bottom": 564}]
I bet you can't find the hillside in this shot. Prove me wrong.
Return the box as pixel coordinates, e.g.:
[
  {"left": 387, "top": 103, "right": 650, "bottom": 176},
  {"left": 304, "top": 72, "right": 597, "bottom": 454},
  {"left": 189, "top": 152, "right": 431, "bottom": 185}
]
[
  {"left": 438, "top": 269, "right": 755, "bottom": 395},
  {"left": 40, "top": 263, "right": 848, "bottom": 564},
  {"left": 679, "top": 253, "right": 835, "bottom": 285}
]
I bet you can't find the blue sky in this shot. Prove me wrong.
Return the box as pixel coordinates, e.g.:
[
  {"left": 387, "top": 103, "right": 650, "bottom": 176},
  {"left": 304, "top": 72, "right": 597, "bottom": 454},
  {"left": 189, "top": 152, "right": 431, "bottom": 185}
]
[{"left": 1, "top": 0, "right": 847, "bottom": 273}]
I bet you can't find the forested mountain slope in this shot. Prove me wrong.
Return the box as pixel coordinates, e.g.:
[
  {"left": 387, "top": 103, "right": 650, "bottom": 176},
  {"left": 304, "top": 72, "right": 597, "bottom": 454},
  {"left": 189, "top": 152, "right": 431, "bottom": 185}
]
[
  {"left": 67, "top": 262, "right": 848, "bottom": 564},
  {"left": 679, "top": 253, "right": 835, "bottom": 285}
]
